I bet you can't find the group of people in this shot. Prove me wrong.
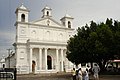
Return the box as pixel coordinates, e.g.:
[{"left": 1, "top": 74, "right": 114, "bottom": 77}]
[{"left": 72, "top": 64, "right": 100, "bottom": 80}]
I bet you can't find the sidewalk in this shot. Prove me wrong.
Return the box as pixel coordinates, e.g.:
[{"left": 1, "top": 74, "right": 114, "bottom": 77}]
[
  {"left": 89, "top": 74, "right": 120, "bottom": 80},
  {"left": 17, "top": 72, "right": 72, "bottom": 80},
  {"left": 17, "top": 73, "right": 120, "bottom": 80},
  {"left": 98, "top": 75, "right": 120, "bottom": 80}
]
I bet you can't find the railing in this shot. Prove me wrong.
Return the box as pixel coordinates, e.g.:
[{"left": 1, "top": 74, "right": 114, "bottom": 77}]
[{"left": 0, "top": 68, "right": 16, "bottom": 80}]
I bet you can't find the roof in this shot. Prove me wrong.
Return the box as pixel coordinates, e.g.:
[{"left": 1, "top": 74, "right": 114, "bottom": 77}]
[
  {"left": 0, "top": 58, "right": 5, "bottom": 63},
  {"left": 42, "top": 6, "right": 52, "bottom": 11},
  {"left": 44, "top": 6, "right": 51, "bottom": 10},
  {"left": 18, "top": 3, "right": 27, "bottom": 10},
  {"left": 31, "top": 17, "right": 64, "bottom": 27},
  {"left": 65, "top": 14, "right": 72, "bottom": 18},
  {"left": 60, "top": 14, "right": 74, "bottom": 20},
  {"left": 15, "top": 3, "right": 29, "bottom": 13}
]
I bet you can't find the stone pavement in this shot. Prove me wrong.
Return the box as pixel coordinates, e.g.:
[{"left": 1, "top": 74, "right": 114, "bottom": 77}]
[
  {"left": 17, "top": 73, "right": 72, "bottom": 80},
  {"left": 17, "top": 73, "right": 120, "bottom": 80},
  {"left": 98, "top": 75, "right": 120, "bottom": 80}
]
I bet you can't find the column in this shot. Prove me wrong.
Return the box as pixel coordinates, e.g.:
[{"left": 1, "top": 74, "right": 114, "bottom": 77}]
[
  {"left": 64, "top": 49, "right": 67, "bottom": 71},
  {"left": 39, "top": 48, "right": 42, "bottom": 70},
  {"left": 16, "top": 48, "right": 18, "bottom": 67},
  {"left": 61, "top": 49, "right": 64, "bottom": 71},
  {"left": 45, "top": 48, "right": 48, "bottom": 71},
  {"left": 56, "top": 49, "right": 59, "bottom": 72},
  {"left": 29, "top": 47, "right": 33, "bottom": 73}
]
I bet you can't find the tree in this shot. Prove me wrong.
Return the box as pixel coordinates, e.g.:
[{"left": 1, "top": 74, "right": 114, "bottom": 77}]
[{"left": 66, "top": 18, "right": 120, "bottom": 70}]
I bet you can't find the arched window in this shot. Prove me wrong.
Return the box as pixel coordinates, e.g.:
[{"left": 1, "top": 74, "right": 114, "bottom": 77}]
[
  {"left": 47, "top": 11, "right": 49, "bottom": 16},
  {"left": 68, "top": 21, "right": 71, "bottom": 28},
  {"left": 21, "top": 14, "right": 25, "bottom": 22}
]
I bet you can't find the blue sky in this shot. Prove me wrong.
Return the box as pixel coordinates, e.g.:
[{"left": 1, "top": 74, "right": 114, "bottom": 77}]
[{"left": 0, "top": 0, "right": 120, "bottom": 58}]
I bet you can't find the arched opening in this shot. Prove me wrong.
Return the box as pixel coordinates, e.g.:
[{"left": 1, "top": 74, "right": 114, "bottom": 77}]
[
  {"left": 21, "top": 14, "right": 25, "bottom": 22},
  {"left": 47, "top": 11, "right": 49, "bottom": 16},
  {"left": 68, "top": 21, "right": 71, "bottom": 28},
  {"left": 32, "top": 60, "right": 36, "bottom": 73},
  {"left": 2, "top": 64, "right": 5, "bottom": 68},
  {"left": 47, "top": 55, "right": 52, "bottom": 69}
]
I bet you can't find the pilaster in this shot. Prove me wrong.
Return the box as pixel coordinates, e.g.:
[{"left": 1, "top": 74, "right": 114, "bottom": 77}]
[
  {"left": 61, "top": 49, "right": 64, "bottom": 71},
  {"left": 39, "top": 48, "right": 42, "bottom": 70},
  {"left": 29, "top": 47, "right": 33, "bottom": 73},
  {"left": 44, "top": 48, "right": 48, "bottom": 71},
  {"left": 56, "top": 48, "right": 59, "bottom": 72}
]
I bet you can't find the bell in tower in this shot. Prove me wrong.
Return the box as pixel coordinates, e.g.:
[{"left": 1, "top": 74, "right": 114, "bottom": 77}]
[
  {"left": 15, "top": 3, "right": 30, "bottom": 22},
  {"left": 60, "top": 14, "right": 74, "bottom": 28},
  {"left": 41, "top": 6, "right": 52, "bottom": 18}
]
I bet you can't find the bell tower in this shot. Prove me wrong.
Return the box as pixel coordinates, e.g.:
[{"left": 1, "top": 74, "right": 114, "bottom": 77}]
[
  {"left": 42, "top": 6, "right": 52, "bottom": 18},
  {"left": 15, "top": 3, "right": 29, "bottom": 22},
  {"left": 60, "top": 14, "right": 74, "bottom": 28}
]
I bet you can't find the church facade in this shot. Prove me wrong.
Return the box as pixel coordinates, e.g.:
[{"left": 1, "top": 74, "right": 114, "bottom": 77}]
[{"left": 13, "top": 4, "right": 75, "bottom": 74}]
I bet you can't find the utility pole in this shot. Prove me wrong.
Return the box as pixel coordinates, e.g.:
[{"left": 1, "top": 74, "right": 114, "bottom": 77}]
[{"left": 7, "top": 49, "right": 12, "bottom": 68}]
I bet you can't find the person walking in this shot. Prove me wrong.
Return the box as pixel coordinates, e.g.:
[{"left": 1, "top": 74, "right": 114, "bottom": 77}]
[
  {"left": 76, "top": 68, "right": 82, "bottom": 80},
  {"left": 72, "top": 68, "right": 76, "bottom": 80},
  {"left": 92, "top": 64, "right": 100, "bottom": 80},
  {"left": 84, "top": 68, "right": 89, "bottom": 80}
]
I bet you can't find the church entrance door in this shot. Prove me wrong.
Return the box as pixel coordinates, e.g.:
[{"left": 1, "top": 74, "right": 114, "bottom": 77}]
[
  {"left": 32, "top": 60, "right": 36, "bottom": 73},
  {"left": 47, "top": 55, "right": 52, "bottom": 69}
]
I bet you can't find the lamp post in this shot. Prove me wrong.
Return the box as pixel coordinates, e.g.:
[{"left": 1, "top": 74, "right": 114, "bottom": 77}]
[{"left": 7, "top": 49, "right": 12, "bottom": 68}]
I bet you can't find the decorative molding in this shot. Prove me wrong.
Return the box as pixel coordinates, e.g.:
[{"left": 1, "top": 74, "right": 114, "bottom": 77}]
[{"left": 20, "top": 57, "right": 24, "bottom": 59}]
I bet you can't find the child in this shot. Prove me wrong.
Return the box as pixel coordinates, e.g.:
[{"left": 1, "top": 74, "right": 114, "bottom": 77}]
[
  {"left": 76, "top": 68, "right": 82, "bottom": 80},
  {"left": 72, "top": 68, "right": 76, "bottom": 80},
  {"left": 84, "top": 68, "right": 89, "bottom": 80}
]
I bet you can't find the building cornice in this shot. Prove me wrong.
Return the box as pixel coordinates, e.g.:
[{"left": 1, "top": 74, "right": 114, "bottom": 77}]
[
  {"left": 27, "top": 39, "right": 67, "bottom": 46},
  {"left": 15, "top": 21, "right": 74, "bottom": 31},
  {"left": 14, "top": 42, "right": 27, "bottom": 45},
  {"left": 15, "top": 8, "right": 30, "bottom": 13}
]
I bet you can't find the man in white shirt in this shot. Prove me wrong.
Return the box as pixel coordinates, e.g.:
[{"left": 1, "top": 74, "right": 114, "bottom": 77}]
[{"left": 92, "top": 64, "right": 100, "bottom": 80}]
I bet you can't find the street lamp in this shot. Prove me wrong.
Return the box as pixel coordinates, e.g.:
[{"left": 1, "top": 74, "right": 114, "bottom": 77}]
[{"left": 7, "top": 49, "right": 12, "bottom": 68}]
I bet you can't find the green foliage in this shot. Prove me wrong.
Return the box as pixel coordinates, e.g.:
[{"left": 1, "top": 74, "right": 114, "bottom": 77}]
[{"left": 66, "top": 18, "right": 120, "bottom": 66}]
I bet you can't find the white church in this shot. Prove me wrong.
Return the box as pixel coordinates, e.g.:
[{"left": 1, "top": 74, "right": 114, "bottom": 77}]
[{"left": 8, "top": 4, "right": 76, "bottom": 74}]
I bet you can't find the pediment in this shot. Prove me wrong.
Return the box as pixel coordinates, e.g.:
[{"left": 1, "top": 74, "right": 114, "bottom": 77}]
[{"left": 32, "top": 17, "right": 64, "bottom": 27}]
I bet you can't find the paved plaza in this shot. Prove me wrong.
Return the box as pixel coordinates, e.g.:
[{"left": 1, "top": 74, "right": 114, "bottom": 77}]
[{"left": 17, "top": 73, "right": 120, "bottom": 80}]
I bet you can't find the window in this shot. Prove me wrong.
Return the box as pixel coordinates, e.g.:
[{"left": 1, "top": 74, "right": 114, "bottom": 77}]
[
  {"left": 68, "top": 21, "right": 71, "bottom": 28},
  {"left": 21, "top": 14, "right": 25, "bottom": 22},
  {"left": 47, "top": 11, "right": 49, "bottom": 16}
]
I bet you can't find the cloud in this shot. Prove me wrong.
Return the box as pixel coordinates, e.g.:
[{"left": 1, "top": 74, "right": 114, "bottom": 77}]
[
  {"left": 0, "top": 30, "right": 15, "bottom": 42},
  {"left": 0, "top": 30, "right": 15, "bottom": 56},
  {"left": 0, "top": 0, "right": 120, "bottom": 58}
]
